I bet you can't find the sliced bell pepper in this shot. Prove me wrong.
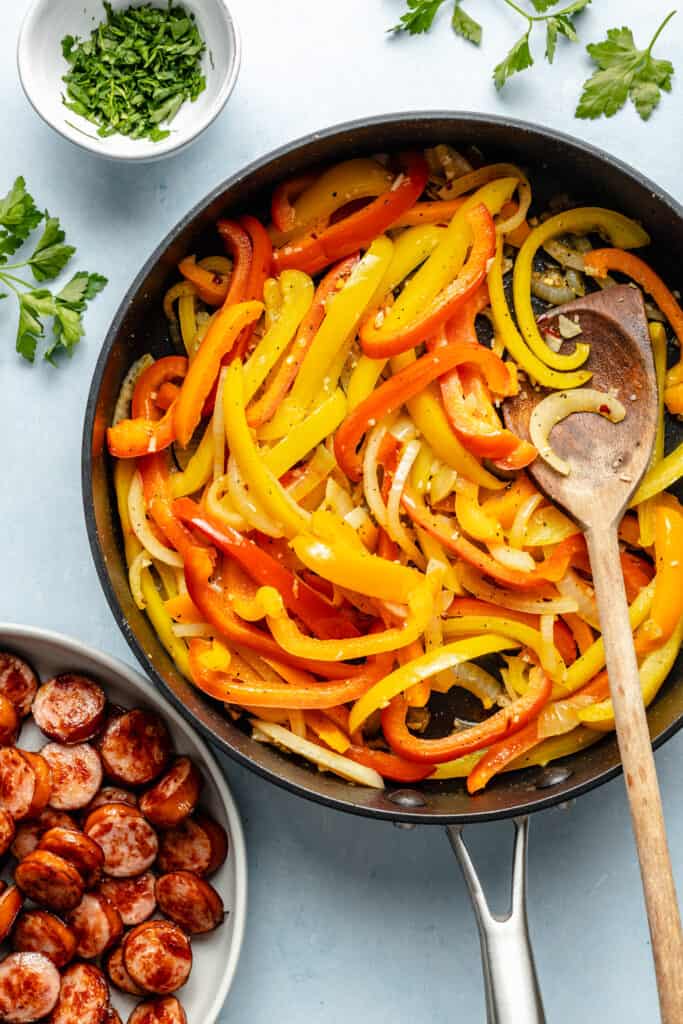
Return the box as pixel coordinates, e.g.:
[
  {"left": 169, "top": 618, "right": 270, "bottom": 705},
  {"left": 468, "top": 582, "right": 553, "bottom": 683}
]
[
  {"left": 270, "top": 170, "right": 319, "bottom": 232},
  {"left": 630, "top": 442, "right": 683, "bottom": 506},
  {"left": 346, "top": 745, "right": 434, "bottom": 783},
  {"left": 390, "top": 198, "right": 466, "bottom": 229},
  {"left": 216, "top": 219, "right": 252, "bottom": 306},
  {"left": 513, "top": 208, "right": 649, "bottom": 373},
  {"left": 466, "top": 721, "right": 540, "bottom": 793},
  {"left": 138, "top": 454, "right": 199, "bottom": 563},
  {"left": 141, "top": 568, "right": 192, "bottom": 679},
  {"left": 231, "top": 215, "right": 273, "bottom": 360},
  {"left": 107, "top": 407, "right": 177, "bottom": 459},
  {"left": 271, "top": 152, "right": 428, "bottom": 275},
  {"left": 264, "top": 390, "right": 347, "bottom": 479},
  {"left": 442, "top": 614, "right": 566, "bottom": 681},
  {"left": 132, "top": 356, "right": 188, "bottom": 419},
  {"left": 178, "top": 257, "right": 228, "bottom": 306},
  {"left": 448, "top": 596, "right": 577, "bottom": 665},
  {"left": 292, "top": 532, "right": 424, "bottom": 603},
  {"left": 380, "top": 667, "right": 551, "bottom": 764},
  {"left": 451, "top": 361, "right": 537, "bottom": 468},
  {"left": 360, "top": 204, "right": 496, "bottom": 357},
  {"left": 242, "top": 269, "right": 314, "bottom": 403},
  {"left": 638, "top": 497, "right": 683, "bottom": 652},
  {"left": 173, "top": 300, "right": 263, "bottom": 448}
]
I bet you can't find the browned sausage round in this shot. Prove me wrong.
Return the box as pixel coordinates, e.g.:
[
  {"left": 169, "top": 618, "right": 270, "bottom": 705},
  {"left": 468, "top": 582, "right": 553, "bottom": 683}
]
[
  {"left": 0, "top": 952, "right": 60, "bottom": 1022},
  {"left": 12, "top": 910, "right": 77, "bottom": 968},
  {"left": 0, "top": 653, "right": 38, "bottom": 718},
  {"left": 123, "top": 921, "right": 192, "bottom": 995},
  {"left": 128, "top": 996, "right": 187, "bottom": 1024},
  {"left": 41, "top": 743, "right": 103, "bottom": 811},
  {"left": 0, "top": 695, "right": 19, "bottom": 746},
  {"left": 156, "top": 872, "right": 224, "bottom": 935},
  {"left": 0, "top": 808, "right": 16, "bottom": 857},
  {"left": 98, "top": 872, "right": 157, "bottom": 927},
  {"left": 139, "top": 759, "right": 201, "bottom": 829},
  {"left": 48, "top": 962, "right": 110, "bottom": 1024},
  {"left": 0, "top": 886, "right": 24, "bottom": 942},
  {"left": 66, "top": 892, "right": 123, "bottom": 959},
  {"left": 157, "top": 814, "right": 227, "bottom": 877},
  {"left": 85, "top": 786, "right": 138, "bottom": 815},
  {"left": 15, "top": 850, "right": 84, "bottom": 913},
  {"left": 106, "top": 945, "right": 144, "bottom": 996},
  {"left": 19, "top": 751, "right": 52, "bottom": 819},
  {"left": 11, "top": 810, "right": 77, "bottom": 861},
  {"left": 0, "top": 748, "right": 36, "bottom": 820},
  {"left": 84, "top": 805, "right": 158, "bottom": 879},
  {"left": 33, "top": 676, "right": 106, "bottom": 745},
  {"left": 99, "top": 710, "right": 171, "bottom": 787},
  {"left": 38, "top": 827, "right": 104, "bottom": 889}
]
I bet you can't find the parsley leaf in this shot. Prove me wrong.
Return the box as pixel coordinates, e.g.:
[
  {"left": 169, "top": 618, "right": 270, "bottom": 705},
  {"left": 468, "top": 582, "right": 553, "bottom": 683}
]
[
  {"left": 45, "top": 271, "right": 108, "bottom": 364},
  {"left": 576, "top": 11, "right": 676, "bottom": 120},
  {"left": 494, "top": 31, "right": 533, "bottom": 89},
  {"left": 28, "top": 212, "right": 76, "bottom": 282},
  {"left": 390, "top": 0, "right": 448, "bottom": 33},
  {"left": 452, "top": 2, "right": 482, "bottom": 44},
  {"left": 0, "top": 177, "right": 43, "bottom": 261}
]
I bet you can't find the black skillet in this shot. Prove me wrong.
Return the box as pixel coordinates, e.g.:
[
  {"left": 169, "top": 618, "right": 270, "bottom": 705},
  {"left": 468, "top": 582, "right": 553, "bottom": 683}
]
[{"left": 82, "top": 114, "right": 683, "bottom": 1022}]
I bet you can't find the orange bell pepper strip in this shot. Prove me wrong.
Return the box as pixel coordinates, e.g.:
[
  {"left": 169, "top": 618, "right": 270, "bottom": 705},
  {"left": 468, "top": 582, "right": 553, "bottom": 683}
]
[
  {"left": 584, "top": 248, "right": 683, "bottom": 393},
  {"left": 390, "top": 198, "right": 466, "bottom": 229},
  {"left": 270, "top": 171, "right": 319, "bottom": 231},
  {"left": 178, "top": 257, "right": 228, "bottom": 306},
  {"left": 346, "top": 745, "right": 434, "bottom": 783},
  {"left": 466, "top": 722, "right": 541, "bottom": 793},
  {"left": 173, "top": 300, "right": 263, "bottom": 447},
  {"left": 482, "top": 475, "right": 538, "bottom": 529},
  {"left": 132, "top": 356, "right": 188, "bottom": 419},
  {"left": 452, "top": 362, "right": 537, "bottom": 469},
  {"left": 271, "top": 152, "right": 429, "bottom": 275},
  {"left": 246, "top": 253, "right": 359, "bottom": 427},
  {"left": 107, "top": 407, "right": 177, "bottom": 459},
  {"left": 380, "top": 667, "right": 552, "bottom": 764},
  {"left": 183, "top": 544, "right": 360, "bottom": 679},
  {"left": 217, "top": 220, "right": 252, "bottom": 306},
  {"left": 447, "top": 596, "right": 577, "bottom": 665},
  {"left": 499, "top": 201, "right": 531, "bottom": 248},
  {"left": 562, "top": 613, "right": 594, "bottom": 656},
  {"left": 173, "top": 497, "right": 361, "bottom": 640},
  {"left": 359, "top": 204, "right": 495, "bottom": 358},
  {"left": 231, "top": 215, "right": 273, "bottom": 360},
  {"left": 138, "top": 454, "right": 199, "bottom": 562},
  {"left": 334, "top": 338, "right": 514, "bottom": 482},
  {"left": 155, "top": 381, "right": 180, "bottom": 412},
  {"left": 639, "top": 497, "right": 683, "bottom": 652}
]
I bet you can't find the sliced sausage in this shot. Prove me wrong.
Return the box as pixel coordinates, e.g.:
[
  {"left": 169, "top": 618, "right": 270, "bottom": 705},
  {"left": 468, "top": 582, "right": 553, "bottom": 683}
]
[
  {"left": 33, "top": 676, "right": 106, "bottom": 745},
  {"left": 11, "top": 810, "right": 77, "bottom": 861},
  {"left": 99, "top": 710, "right": 171, "bottom": 787},
  {"left": 0, "top": 695, "right": 19, "bottom": 746},
  {"left": 12, "top": 910, "right": 77, "bottom": 968},
  {"left": 0, "top": 653, "right": 38, "bottom": 717},
  {"left": 156, "top": 872, "right": 224, "bottom": 934},
  {"left": 84, "top": 805, "right": 158, "bottom": 878},
  {"left": 85, "top": 786, "right": 138, "bottom": 815},
  {"left": 139, "top": 759, "right": 201, "bottom": 829},
  {"left": 157, "top": 814, "right": 227, "bottom": 877},
  {"left": 0, "top": 749, "right": 36, "bottom": 820},
  {"left": 67, "top": 892, "right": 123, "bottom": 959},
  {"left": 41, "top": 743, "right": 103, "bottom": 810},
  {"left": 99, "top": 872, "right": 157, "bottom": 927},
  {"left": 106, "top": 945, "right": 144, "bottom": 996},
  {"left": 0, "top": 886, "right": 23, "bottom": 942},
  {"left": 15, "top": 850, "right": 84, "bottom": 913},
  {"left": 0, "top": 952, "right": 60, "bottom": 1022},
  {"left": 48, "top": 963, "right": 109, "bottom": 1024},
  {"left": 38, "top": 827, "right": 104, "bottom": 889},
  {"left": 19, "top": 751, "right": 52, "bottom": 819},
  {"left": 128, "top": 997, "right": 187, "bottom": 1024},
  {"left": 123, "top": 921, "right": 192, "bottom": 995},
  {"left": 0, "top": 808, "right": 15, "bottom": 857}
]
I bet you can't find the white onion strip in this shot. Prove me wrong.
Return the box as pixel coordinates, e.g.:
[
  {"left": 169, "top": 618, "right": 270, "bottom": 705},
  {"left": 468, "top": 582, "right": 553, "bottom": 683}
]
[
  {"left": 227, "top": 456, "right": 285, "bottom": 537},
  {"left": 112, "top": 354, "right": 154, "bottom": 426},
  {"left": 172, "top": 623, "right": 215, "bottom": 638},
  {"left": 488, "top": 544, "right": 536, "bottom": 573},
  {"left": 251, "top": 720, "right": 384, "bottom": 788},
  {"left": 458, "top": 563, "right": 578, "bottom": 615},
  {"left": 509, "top": 492, "right": 544, "bottom": 548},
  {"left": 386, "top": 440, "right": 425, "bottom": 566},
  {"left": 362, "top": 422, "right": 390, "bottom": 529},
  {"left": 128, "top": 472, "right": 183, "bottom": 567},
  {"left": 128, "top": 550, "right": 151, "bottom": 609},
  {"left": 212, "top": 366, "right": 228, "bottom": 481},
  {"left": 530, "top": 388, "right": 626, "bottom": 476},
  {"left": 556, "top": 568, "right": 601, "bottom": 630}
]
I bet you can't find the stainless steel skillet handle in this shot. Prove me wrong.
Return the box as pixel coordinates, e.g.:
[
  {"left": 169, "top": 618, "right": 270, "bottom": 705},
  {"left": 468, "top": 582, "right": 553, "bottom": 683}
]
[{"left": 446, "top": 817, "right": 546, "bottom": 1024}]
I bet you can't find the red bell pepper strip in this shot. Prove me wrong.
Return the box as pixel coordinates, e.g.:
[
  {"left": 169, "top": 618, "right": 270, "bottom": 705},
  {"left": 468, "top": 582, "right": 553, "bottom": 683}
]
[
  {"left": 346, "top": 745, "right": 434, "bottom": 783},
  {"left": 173, "top": 497, "right": 361, "bottom": 640},
  {"left": 247, "top": 254, "right": 360, "bottom": 427},
  {"left": 391, "top": 198, "right": 466, "bottom": 229},
  {"left": 271, "top": 152, "right": 429, "bottom": 276},
  {"left": 183, "top": 543, "right": 362, "bottom": 679},
  {"left": 132, "top": 356, "right": 188, "bottom": 419},
  {"left": 231, "top": 215, "right": 273, "bottom": 360},
  {"left": 381, "top": 666, "right": 551, "bottom": 764},
  {"left": 270, "top": 171, "right": 319, "bottom": 232},
  {"left": 217, "top": 220, "right": 252, "bottom": 306},
  {"left": 359, "top": 204, "right": 496, "bottom": 358},
  {"left": 334, "top": 339, "right": 514, "bottom": 482},
  {"left": 178, "top": 257, "right": 228, "bottom": 306},
  {"left": 466, "top": 721, "right": 540, "bottom": 793}
]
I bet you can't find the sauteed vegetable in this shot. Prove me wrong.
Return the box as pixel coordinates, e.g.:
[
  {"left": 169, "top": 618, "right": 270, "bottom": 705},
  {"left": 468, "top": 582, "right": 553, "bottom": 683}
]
[{"left": 107, "top": 146, "right": 683, "bottom": 793}]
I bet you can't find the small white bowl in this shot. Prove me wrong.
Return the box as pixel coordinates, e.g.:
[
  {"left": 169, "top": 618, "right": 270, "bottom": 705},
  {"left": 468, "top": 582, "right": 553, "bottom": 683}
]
[{"left": 17, "top": 0, "right": 241, "bottom": 162}]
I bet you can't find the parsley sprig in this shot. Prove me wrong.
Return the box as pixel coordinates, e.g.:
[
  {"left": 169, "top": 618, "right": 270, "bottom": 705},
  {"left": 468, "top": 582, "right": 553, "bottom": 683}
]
[{"left": 0, "top": 178, "right": 107, "bottom": 364}]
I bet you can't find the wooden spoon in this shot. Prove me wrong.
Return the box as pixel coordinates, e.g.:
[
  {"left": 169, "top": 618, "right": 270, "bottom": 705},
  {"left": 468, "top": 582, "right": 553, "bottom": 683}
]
[{"left": 504, "top": 284, "right": 683, "bottom": 1022}]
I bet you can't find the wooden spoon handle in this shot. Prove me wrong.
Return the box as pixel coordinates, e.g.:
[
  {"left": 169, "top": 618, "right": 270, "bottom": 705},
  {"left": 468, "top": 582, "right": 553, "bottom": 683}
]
[{"left": 586, "top": 523, "right": 683, "bottom": 1022}]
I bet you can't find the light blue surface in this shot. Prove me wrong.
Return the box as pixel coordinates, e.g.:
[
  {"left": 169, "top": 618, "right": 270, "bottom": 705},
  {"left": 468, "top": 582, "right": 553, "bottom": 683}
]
[{"left": 1, "top": 2, "right": 682, "bottom": 1021}]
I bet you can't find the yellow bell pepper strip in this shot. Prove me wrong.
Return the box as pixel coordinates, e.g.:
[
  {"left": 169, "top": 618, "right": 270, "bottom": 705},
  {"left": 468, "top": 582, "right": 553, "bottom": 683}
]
[
  {"left": 360, "top": 177, "right": 517, "bottom": 351},
  {"left": 259, "top": 237, "right": 394, "bottom": 439},
  {"left": 508, "top": 727, "right": 602, "bottom": 770},
  {"left": 170, "top": 422, "right": 214, "bottom": 499},
  {"left": 263, "top": 390, "right": 346, "bottom": 479},
  {"left": 346, "top": 354, "right": 387, "bottom": 411},
  {"left": 513, "top": 208, "right": 649, "bottom": 373},
  {"left": 448, "top": 596, "right": 578, "bottom": 666},
  {"left": 379, "top": 665, "right": 551, "bottom": 764},
  {"left": 579, "top": 615, "right": 683, "bottom": 731},
  {"left": 269, "top": 170, "right": 319, "bottom": 233},
  {"left": 141, "top": 568, "right": 192, "bottom": 679},
  {"left": 488, "top": 236, "right": 592, "bottom": 390},
  {"left": 247, "top": 255, "right": 359, "bottom": 428},
  {"left": 638, "top": 322, "right": 668, "bottom": 546},
  {"left": 360, "top": 204, "right": 496, "bottom": 357},
  {"left": 381, "top": 225, "right": 446, "bottom": 290},
  {"left": 292, "top": 532, "right": 424, "bottom": 602},
  {"left": 114, "top": 459, "right": 143, "bottom": 567},
  {"left": 630, "top": 443, "right": 683, "bottom": 506},
  {"left": 242, "top": 270, "right": 314, "bottom": 403},
  {"left": 178, "top": 256, "right": 228, "bottom": 306},
  {"left": 173, "top": 301, "right": 263, "bottom": 448},
  {"left": 638, "top": 498, "right": 683, "bottom": 652},
  {"left": 334, "top": 337, "right": 512, "bottom": 482},
  {"left": 348, "top": 634, "right": 516, "bottom": 735},
  {"left": 271, "top": 152, "right": 428, "bottom": 275},
  {"left": 442, "top": 614, "right": 566, "bottom": 681},
  {"left": 584, "top": 247, "right": 683, "bottom": 399},
  {"left": 304, "top": 711, "right": 350, "bottom": 753},
  {"left": 222, "top": 360, "right": 310, "bottom": 537}
]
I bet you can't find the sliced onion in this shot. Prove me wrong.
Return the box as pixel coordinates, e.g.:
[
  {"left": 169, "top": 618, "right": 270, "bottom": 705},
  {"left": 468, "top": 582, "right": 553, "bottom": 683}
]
[
  {"left": 542, "top": 238, "right": 587, "bottom": 271},
  {"left": 531, "top": 272, "right": 575, "bottom": 306},
  {"left": 128, "top": 472, "right": 183, "bottom": 567},
  {"left": 172, "top": 622, "right": 215, "bottom": 638},
  {"left": 128, "top": 550, "right": 151, "bottom": 609},
  {"left": 556, "top": 568, "right": 601, "bottom": 630},
  {"left": 441, "top": 662, "right": 505, "bottom": 709},
  {"left": 540, "top": 613, "right": 558, "bottom": 678},
  {"left": 212, "top": 367, "right": 228, "bottom": 481},
  {"left": 227, "top": 456, "right": 285, "bottom": 537},
  {"left": 496, "top": 171, "right": 532, "bottom": 235},
  {"left": 530, "top": 388, "right": 626, "bottom": 476},
  {"left": 205, "top": 474, "right": 250, "bottom": 531},
  {"left": 537, "top": 694, "right": 594, "bottom": 739},
  {"left": 509, "top": 492, "right": 544, "bottom": 548},
  {"left": 325, "top": 477, "right": 355, "bottom": 519},
  {"left": 488, "top": 544, "right": 536, "bottom": 573},
  {"left": 430, "top": 462, "right": 458, "bottom": 504},
  {"left": 458, "top": 563, "right": 578, "bottom": 614},
  {"left": 387, "top": 440, "right": 425, "bottom": 566},
  {"left": 389, "top": 416, "right": 418, "bottom": 442},
  {"left": 112, "top": 354, "right": 154, "bottom": 425},
  {"left": 524, "top": 506, "right": 578, "bottom": 547},
  {"left": 362, "top": 421, "right": 391, "bottom": 529},
  {"left": 251, "top": 720, "right": 385, "bottom": 788}
]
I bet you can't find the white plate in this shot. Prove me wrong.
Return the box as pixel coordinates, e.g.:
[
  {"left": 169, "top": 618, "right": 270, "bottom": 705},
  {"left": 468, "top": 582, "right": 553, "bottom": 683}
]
[
  {"left": 17, "top": 0, "right": 241, "bottom": 162},
  {"left": 0, "top": 623, "right": 247, "bottom": 1024}
]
